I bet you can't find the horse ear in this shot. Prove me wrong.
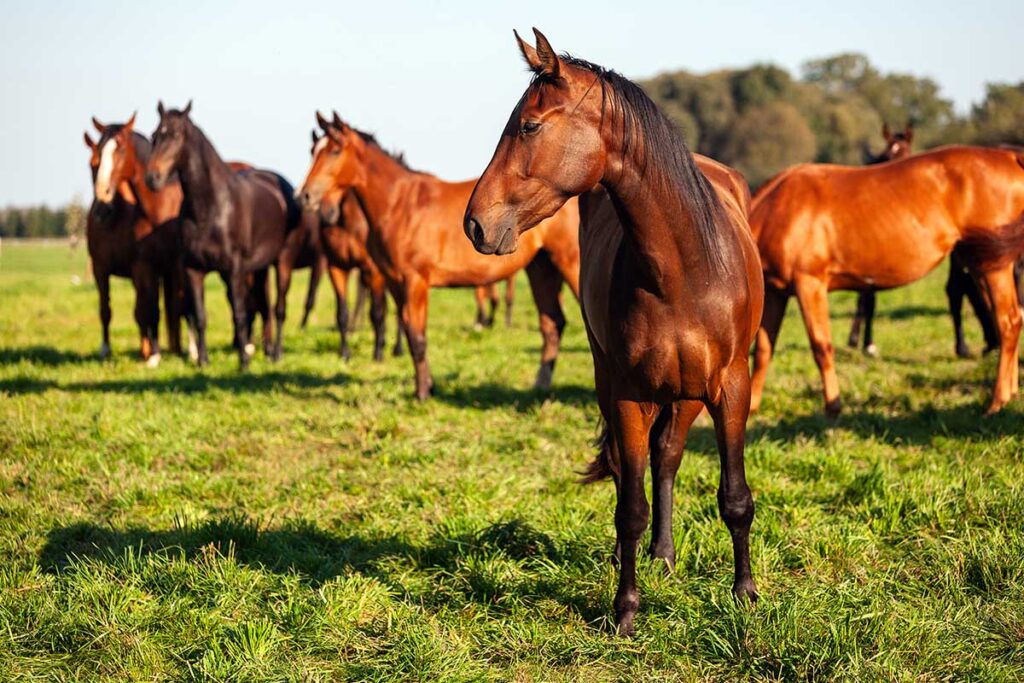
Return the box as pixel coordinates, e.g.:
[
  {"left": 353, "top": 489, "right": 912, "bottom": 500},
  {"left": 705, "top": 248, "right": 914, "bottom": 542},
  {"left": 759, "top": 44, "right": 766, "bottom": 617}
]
[
  {"left": 531, "top": 28, "right": 560, "bottom": 78},
  {"left": 124, "top": 111, "right": 136, "bottom": 133},
  {"left": 325, "top": 126, "right": 344, "bottom": 145},
  {"left": 92, "top": 116, "right": 105, "bottom": 133},
  {"left": 316, "top": 111, "right": 331, "bottom": 131},
  {"left": 882, "top": 122, "right": 892, "bottom": 142},
  {"left": 904, "top": 122, "right": 914, "bottom": 143},
  {"left": 332, "top": 111, "right": 346, "bottom": 131},
  {"left": 311, "top": 129, "right": 319, "bottom": 145},
  {"left": 83, "top": 132, "right": 97, "bottom": 151},
  {"left": 515, "top": 29, "right": 543, "bottom": 72},
  {"left": 183, "top": 100, "right": 193, "bottom": 116},
  {"left": 157, "top": 101, "right": 166, "bottom": 118}
]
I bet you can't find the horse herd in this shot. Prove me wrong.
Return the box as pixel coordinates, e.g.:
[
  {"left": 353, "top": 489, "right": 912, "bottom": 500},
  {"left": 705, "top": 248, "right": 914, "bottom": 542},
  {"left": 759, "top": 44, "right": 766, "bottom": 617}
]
[{"left": 80, "top": 30, "right": 1024, "bottom": 634}]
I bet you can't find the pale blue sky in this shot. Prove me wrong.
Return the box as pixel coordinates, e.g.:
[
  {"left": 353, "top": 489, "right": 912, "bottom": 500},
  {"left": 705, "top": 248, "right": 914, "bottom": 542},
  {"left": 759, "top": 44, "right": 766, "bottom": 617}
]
[{"left": 2, "top": 0, "right": 1021, "bottom": 206}]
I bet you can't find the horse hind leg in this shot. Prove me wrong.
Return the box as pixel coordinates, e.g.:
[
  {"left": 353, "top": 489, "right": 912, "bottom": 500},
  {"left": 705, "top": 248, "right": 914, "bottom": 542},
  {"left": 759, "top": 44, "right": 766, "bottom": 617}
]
[
  {"left": 847, "top": 292, "right": 866, "bottom": 349},
  {"left": 794, "top": 275, "right": 842, "bottom": 417},
  {"left": 272, "top": 262, "right": 292, "bottom": 362},
  {"left": 979, "top": 265, "right": 1022, "bottom": 414},
  {"left": 750, "top": 286, "right": 789, "bottom": 413},
  {"left": 301, "top": 255, "right": 325, "bottom": 329},
  {"left": 327, "top": 265, "right": 351, "bottom": 360},
  {"left": 860, "top": 290, "right": 878, "bottom": 357},
  {"left": 648, "top": 400, "right": 704, "bottom": 572},
  {"left": 504, "top": 275, "right": 515, "bottom": 328},
  {"left": 524, "top": 251, "right": 566, "bottom": 390}
]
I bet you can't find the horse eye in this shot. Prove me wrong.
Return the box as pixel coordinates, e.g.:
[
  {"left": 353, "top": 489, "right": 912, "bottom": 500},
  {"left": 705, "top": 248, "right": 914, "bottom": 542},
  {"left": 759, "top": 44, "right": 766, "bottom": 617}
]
[{"left": 520, "top": 120, "right": 542, "bottom": 136}]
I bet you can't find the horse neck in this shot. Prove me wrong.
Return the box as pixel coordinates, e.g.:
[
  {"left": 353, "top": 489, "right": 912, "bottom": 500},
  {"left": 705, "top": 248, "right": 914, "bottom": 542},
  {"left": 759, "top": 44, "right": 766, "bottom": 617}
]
[
  {"left": 599, "top": 146, "right": 720, "bottom": 288},
  {"left": 178, "top": 126, "right": 234, "bottom": 224},
  {"left": 128, "top": 136, "right": 180, "bottom": 224},
  {"left": 350, "top": 144, "right": 422, "bottom": 243}
]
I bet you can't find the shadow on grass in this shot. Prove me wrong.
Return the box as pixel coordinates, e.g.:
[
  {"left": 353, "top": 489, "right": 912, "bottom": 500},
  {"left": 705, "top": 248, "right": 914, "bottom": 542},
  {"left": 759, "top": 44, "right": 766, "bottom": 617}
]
[
  {"left": 433, "top": 382, "right": 596, "bottom": 412},
  {"left": 0, "top": 345, "right": 94, "bottom": 367},
  {"left": 40, "top": 516, "right": 608, "bottom": 623},
  {"left": 0, "top": 370, "right": 350, "bottom": 399}
]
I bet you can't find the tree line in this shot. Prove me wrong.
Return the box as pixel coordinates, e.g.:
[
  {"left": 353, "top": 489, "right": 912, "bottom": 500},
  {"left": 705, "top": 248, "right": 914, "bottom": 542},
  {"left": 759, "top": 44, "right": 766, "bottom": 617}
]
[
  {"left": 4, "top": 52, "right": 1022, "bottom": 236},
  {"left": 641, "top": 52, "right": 1024, "bottom": 186}
]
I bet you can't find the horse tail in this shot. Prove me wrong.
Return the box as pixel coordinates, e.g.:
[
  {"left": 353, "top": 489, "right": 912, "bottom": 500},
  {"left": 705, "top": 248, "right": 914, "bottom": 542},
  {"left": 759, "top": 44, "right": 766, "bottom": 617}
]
[
  {"left": 274, "top": 174, "right": 303, "bottom": 232},
  {"left": 957, "top": 216, "right": 1024, "bottom": 273},
  {"left": 579, "top": 421, "right": 614, "bottom": 484}
]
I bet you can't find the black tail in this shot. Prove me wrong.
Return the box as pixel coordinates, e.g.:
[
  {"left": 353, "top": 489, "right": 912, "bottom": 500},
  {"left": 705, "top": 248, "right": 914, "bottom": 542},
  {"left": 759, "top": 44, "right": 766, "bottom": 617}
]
[
  {"left": 957, "top": 214, "right": 1024, "bottom": 273},
  {"left": 579, "top": 421, "right": 614, "bottom": 484}
]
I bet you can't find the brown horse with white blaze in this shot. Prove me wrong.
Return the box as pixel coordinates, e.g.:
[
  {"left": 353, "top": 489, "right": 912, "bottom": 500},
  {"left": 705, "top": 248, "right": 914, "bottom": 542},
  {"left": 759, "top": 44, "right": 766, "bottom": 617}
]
[
  {"left": 464, "top": 29, "right": 763, "bottom": 635},
  {"left": 750, "top": 145, "right": 1024, "bottom": 416},
  {"left": 297, "top": 112, "right": 580, "bottom": 400}
]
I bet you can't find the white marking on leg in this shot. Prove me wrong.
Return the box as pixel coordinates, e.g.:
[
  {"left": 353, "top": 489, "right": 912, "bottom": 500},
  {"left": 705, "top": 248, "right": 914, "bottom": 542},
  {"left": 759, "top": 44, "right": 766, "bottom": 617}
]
[
  {"left": 146, "top": 353, "right": 161, "bottom": 368},
  {"left": 244, "top": 343, "right": 256, "bottom": 357},
  {"left": 188, "top": 328, "right": 199, "bottom": 361},
  {"left": 99, "top": 342, "right": 111, "bottom": 359},
  {"left": 95, "top": 139, "right": 118, "bottom": 202},
  {"left": 865, "top": 343, "right": 879, "bottom": 357}
]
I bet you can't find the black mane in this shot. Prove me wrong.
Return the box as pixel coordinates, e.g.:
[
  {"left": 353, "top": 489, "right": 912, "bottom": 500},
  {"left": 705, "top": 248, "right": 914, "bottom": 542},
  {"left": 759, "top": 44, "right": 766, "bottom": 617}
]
[{"left": 547, "top": 54, "right": 730, "bottom": 271}]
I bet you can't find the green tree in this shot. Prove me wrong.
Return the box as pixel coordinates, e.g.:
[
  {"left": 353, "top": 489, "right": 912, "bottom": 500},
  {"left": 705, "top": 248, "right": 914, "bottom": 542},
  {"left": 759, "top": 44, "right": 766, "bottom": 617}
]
[
  {"left": 970, "top": 82, "right": 1024, "bottom": 145},
  {"left": 719, "top": 102, "right": 817, "bottom": 186}
]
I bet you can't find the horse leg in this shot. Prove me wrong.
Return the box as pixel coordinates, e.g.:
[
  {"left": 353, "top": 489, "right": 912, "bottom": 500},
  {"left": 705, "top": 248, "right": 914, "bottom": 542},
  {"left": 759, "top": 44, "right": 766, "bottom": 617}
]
[
  {"left": 648, "top": 400, "right": 704, "bottom": 571},
  {"left": 861, "top": 290, "right": 878, "bottom": 357},
  {"left": 251, "top": 269, "right": 272, "bottom": 357},
  {"left": 96, "top": 270, "right": 112, "bottom": 359},
  {"left": 228, "top": 268, "right": 253, "bottom": 371},
  {"left": 301, "top": 255, "right": 325, "bottom": 329},
  {"left": 979, "top": 266, "right": 1022, "bottom": 414},
  {"left": 135, "top": 264, "right": 162, "bottom": 367},
  {"left": 164, "top": 268, "right": 183, "bottom": 356},
  {"left": 795, "top": 275, "right": 842, "bottom": 417},
  {"left": 349, "top": 274, "right": 368, "bottom": 333},
  {"left": 964, "top": 270, "right": 1001, "bottom": 356},
  {"left": 946, "top": 258, "right": 974, "bottom": 358},
  {"left": 847, "top": 292, "right": 865, "bottom": 349},
  {"left": 272, "top": 261, "right": 291, "bottom": 362},
  {"left": 487, "top": 284, "right": 499, "bottom": 327},
  {"left": 186, "top": 268, "right": 209, "bottom": 367},
  {"left": 473, "top": 286, "right": 488, "bottom": 331},
  {"left": 525, "top": 251, "right": 566, "bottom": 390},
  {"left": 366, "top": 272, "right": 387, "bottom": 362},
  {"left": 750, "top": 286, "right": 789, "bottom": 413},
  {"left": 504, "top": 275, "right": 515, "bottom": 328},
  {"left": 706, "top": 358, "right": 758, "bottom": 604},
  {"left": 398, "top": 276, "right": 432, "bottom": 400},
  {"left": 389, "top": 282, "right": 405, "bottom": 358},
  {"left": 327, "top": 265, "right": 351, "bottom": 360},
  {"left": 610, "top": 399, "right": 656, "bottom": 637}
]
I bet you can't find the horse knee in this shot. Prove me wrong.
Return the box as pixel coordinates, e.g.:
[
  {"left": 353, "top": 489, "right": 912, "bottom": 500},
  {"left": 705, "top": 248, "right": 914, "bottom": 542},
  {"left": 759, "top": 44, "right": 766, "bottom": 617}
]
[{"left": 718, "top": 488, "right": 754, "bottom": 530}]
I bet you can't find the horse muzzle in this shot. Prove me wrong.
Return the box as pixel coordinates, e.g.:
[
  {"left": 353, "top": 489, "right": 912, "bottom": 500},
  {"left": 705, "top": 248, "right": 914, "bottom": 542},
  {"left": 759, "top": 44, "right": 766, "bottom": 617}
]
[
  {"left": 464, "top": 216, "right": 517, "bottom": 256},
  {"left": 144, "top": 170, "right": 165, "bottom": 192}
]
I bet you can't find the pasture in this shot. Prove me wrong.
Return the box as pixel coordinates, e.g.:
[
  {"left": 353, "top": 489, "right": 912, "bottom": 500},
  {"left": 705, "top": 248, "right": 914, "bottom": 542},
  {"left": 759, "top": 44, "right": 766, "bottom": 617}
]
[{"left": 1, "top": 241, "right": 1022, "bottom": 681}]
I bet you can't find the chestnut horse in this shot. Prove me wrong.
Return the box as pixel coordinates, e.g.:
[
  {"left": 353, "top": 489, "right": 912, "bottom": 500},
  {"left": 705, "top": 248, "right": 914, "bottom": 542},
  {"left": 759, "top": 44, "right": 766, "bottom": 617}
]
[
  {"left": 145, "top": 101, "right": 302, "bottom": 369},
  {"left": 847, "top": 123, "right": 1000, "bottom": 358},
  {"left": 751, "top": 145, "right": 1024, "bottom": 416},
  {"left": 83, "top": 124, "right": 156, "bottom": 361},
  {"left": 297, "top": 112, "right": 581, "bottom": 400},
  {"left": 465, "top": 30, "right": 762, "bottom": 635}
]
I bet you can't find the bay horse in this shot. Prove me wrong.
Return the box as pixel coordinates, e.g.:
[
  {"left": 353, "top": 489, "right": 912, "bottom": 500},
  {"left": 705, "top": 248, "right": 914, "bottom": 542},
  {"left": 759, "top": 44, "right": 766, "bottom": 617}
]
[
  {"left": 83, "top": 124, "right": 153, "bottom": 361},
  {"left": 750, "top": 145, "right": 1024, "bottom": 416},
  {"left": 296, "top": 112, "right": 581, "bottom": 400},
  {"left": 145, "top": 101, "right": 302, "bottom": 369},
  {"left": 464, "top": 29, "right": 762, "bottom": 635},
  {"left": 847, "top": 123, "right": 1000, "bottom": 358}
]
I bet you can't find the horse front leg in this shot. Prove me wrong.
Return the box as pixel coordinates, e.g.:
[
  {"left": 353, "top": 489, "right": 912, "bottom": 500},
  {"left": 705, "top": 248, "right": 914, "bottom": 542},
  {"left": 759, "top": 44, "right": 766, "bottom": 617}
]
[
  {"left": 847, "top": 292, "right": 866, "bottom": 349},
  {"left": 610, "top": 399, "right": 655, "bottom": 637},
  {"left": 272, "top": 261, "right": 292, "bottom": 362},
  {"left": 95, "top": 269, "right": 113, "bottom": 359},
  {"left": 648, "top": 400, "right": 704, "bottom": 572},
  {"left": 186, "top": 268, "right": 209, "bottom": 367},
  {"left": 327, "top": 264, "right": 351, "bottom": 360},
  {"left": 860, "top": 290, "right": 878, "bottom": 357},
  {"left": 525, "top": 251, "right": 567, "bottom": 390},
  {"left": 132, "top": 262, "right": 161, "bottom": 367},
  {"left": 398, "top": 276, "right": 432, "bottom": 400},
  {"left": 229, "top": 268, "right": 253, "bottom": 371},
  {"left": 366, "top": 272, "right": 387, "bottom": 362},
  {"left": 707, "top": 358, "right": 758, "bottom": 604},
  {"left": 301, "top": 255, "right": 325, "bottom": 329}
]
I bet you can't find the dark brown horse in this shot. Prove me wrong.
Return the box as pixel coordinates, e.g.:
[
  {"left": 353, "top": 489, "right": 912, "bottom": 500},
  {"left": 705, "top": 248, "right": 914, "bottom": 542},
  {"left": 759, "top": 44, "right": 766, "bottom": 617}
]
[
  {"left": 297, "top": 112, "right": 581, "bottom": 400},
  {"left": 847, "top": 123, "right": 1000, "bottom": 358},
  {"left": 751, "top": 145, "right": 1024, "bottom": 416},
  {"left": 465, "top": 30, "right": 763, "bottom": 635},
  {"left": 145, "top": 101, "right": 301, "bottom": 369}
]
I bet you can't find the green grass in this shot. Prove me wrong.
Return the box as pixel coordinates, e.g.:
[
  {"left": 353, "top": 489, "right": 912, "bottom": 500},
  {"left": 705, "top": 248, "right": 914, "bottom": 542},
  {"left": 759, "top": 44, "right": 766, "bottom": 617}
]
[{"left": 1, "top": 242, "right": 1022, "bottom": 682}]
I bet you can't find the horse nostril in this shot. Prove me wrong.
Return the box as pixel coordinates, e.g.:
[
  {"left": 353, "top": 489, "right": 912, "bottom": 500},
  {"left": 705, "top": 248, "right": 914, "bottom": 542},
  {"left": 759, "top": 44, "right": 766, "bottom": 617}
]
[{"left": 466, "top": 217, "right": 485, "bottom": 246}]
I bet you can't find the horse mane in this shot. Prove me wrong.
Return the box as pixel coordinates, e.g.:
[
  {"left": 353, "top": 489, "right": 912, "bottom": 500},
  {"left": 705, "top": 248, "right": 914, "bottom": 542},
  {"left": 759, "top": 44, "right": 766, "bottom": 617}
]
[
  {"left": 339, "top": 124, "right": 429, "bottom": 176},
  {"left": 548, "top": 55, "right": 730, "bottom": 271}
]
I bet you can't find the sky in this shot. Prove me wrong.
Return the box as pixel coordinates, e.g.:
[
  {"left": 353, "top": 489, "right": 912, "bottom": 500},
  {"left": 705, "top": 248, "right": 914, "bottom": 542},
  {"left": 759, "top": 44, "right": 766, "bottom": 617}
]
[{"left": 1, "top": 0, "right": 1021, "bottom": 206}]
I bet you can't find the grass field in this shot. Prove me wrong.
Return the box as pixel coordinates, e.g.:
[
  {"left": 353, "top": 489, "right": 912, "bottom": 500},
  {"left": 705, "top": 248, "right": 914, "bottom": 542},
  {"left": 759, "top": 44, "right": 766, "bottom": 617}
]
[{"left": 1, "top": 241, "right": 1022, "bottom": 682}]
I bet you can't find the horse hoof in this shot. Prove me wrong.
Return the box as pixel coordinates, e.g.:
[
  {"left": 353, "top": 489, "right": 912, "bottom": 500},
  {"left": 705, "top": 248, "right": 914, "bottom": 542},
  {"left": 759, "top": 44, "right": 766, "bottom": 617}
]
[
  {"left": 864, "top": 344, "right": 879, "bottom": 357},
  {"left": 533, "top": 365, "right": 554, "bottom": 390},
  {"left": 98, "top": 343, "right": 112, "bottom": 360},
  {"left": 824, "top": 398, "right": 842, "bottom": 420},
  {"left": 473, "top": 322, "right": 484, "bottom": 332},
  {"left": 244, "top": 343, "right": 256, "bottom": 357},
  {"left": 146, "top": 353, "right": 161, "bottom": 369},
  {"left": 956, "top": 346, "right": 974, "bottom": 359},
  {"left": 340, "top": 349, "right": 351, "bottom": 362},
  {"left": 732, "top": 579, "right": 759, "bottom": 605}
]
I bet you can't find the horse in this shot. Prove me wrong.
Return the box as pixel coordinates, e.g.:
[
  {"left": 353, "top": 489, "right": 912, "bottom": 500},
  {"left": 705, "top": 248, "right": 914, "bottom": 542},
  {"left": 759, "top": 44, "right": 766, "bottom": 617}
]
[
  {"left": 750, "top": 145, "right": 1024, "bottom": 416},
  {"left": 83, "top": 123, "right": 154, "bottom": 361},
  {"left": 474, "top": 276, "right": 516, "bottom": 329},
  {"left": 847, "top": 123, "right": 1000, "bottom": 358},
  {"left": 296, "top": 112, "right": 581, "bottom": 401},
  {"left": 464, "top": 29, "right": 763, "bottom": 636},
  {"left": 145, "top": 101, "right": 303, "bottom": 369}
]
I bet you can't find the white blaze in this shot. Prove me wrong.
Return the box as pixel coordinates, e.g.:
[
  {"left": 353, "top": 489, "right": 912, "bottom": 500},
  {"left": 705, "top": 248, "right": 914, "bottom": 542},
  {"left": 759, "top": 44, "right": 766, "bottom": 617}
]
[
  {"left": 312, "top": 136, "right": 329, "bottom": 158},
  {"left": 95, "top": 139, "right": 118, "bottom": 202}
]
